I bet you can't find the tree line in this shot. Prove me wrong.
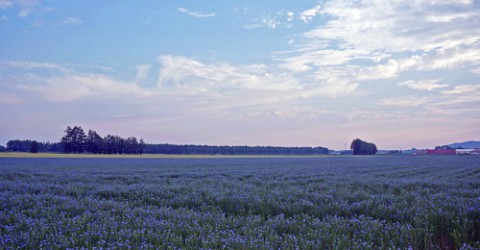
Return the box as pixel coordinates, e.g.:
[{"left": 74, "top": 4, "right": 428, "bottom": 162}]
[
  {"left": 6, "top": 140, "right": 62, "bottom": 153},
  {"left": 4, "top": 125, "right": 331, "bottom": 155},
  {"left": 144, "top": 144, "right": 329, "bottom": 155}
]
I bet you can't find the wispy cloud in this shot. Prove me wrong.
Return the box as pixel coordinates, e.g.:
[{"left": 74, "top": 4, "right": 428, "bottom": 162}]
[
  {"left": 244, "top": 10, "right": 295, "bottom": 30},
  {"left": 379, "top": 97, "right": 431, "bottom": 107},
  {"left": 398, "top": 80, "right": 448, "bottom": 91},
  {"left": 60, "top": 17, "right": 83, "bottom": 25},
  {"left": 299, "top": 4, "right": 321, "bottom": 23},
  {"left": 0, "top": 0, "right": 13, "bottom": 10},
  {"left": 157, "top": 55, "right": 300, "bottom": 93},
  {"left": 0, "top": 60, "right": 67, "bottom": 71},
  {"left": 427, "top": 84, "right": 480, "bottom": 115},
  {"left": 25, "top": 73, "right": 151, "bottom": 102},
  {"left": 17, "top": 0, "right": 41, "bottom": 17},
  {"left": 177, "top": 7, "right": 216, "bottom": 18},
  {"left": 135, "top": 64, "right": 151, "bottom": 83},
  {"left": 0, "top": 0, "right": 41, "bottom": 17},
  {"left": 2, "top": 61, "right": 151, "bottom": 103},
  {"left": 442, "top": 84, "right": 480, "bottom": 95},
  {"left": 244, "top": 15, "right": 280, "bottom": 29}
]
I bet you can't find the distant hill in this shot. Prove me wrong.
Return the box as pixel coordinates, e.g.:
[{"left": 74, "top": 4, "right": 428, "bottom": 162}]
[{"left": 447, "top": 141, "right": 480, "bottom": 149}]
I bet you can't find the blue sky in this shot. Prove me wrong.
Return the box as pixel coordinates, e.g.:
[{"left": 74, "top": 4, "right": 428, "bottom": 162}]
[{"left": 1, "top": 0, "right": 479, "bottom": 149}]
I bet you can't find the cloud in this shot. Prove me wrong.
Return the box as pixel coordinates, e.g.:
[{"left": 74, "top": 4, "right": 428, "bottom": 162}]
[
  {"left": 280, "top": 48, "right": 367, "bottom": 71},
  {"left": 0, "top": 15, "right": 7, "bottom": 21},
  {"left": 12, "top": 0, "right": 41, "bottom": 17},
  {"left": 244, "top": 15, "right": 280, "bottom": 29},
  {"left": 135, "top": 64, "right": 151, "bottom": 83},
  {"left": 287, "top": 12, "right": 294, "bottom": 22},
  {"left": 398, "top": 80, "right": 448, "bottom": 91},
  {"left": 300, "top": 77, "right": 359, "bottom": 99},
  {"left": 379, "top": 97, "right": 431, "bottom": 107},
  {"left": 427, "top": 84, "right": 480, "bottom": 114},
  {"left": 0, "top": 60, "right": 67, "bottom": 72},
  {"left": 244, "top": 10, "right": 295, "bottom": 30},
  {"left": 0, "top": 0, "right": 12, "bottom": 9},
  {"left": 157, "top": 55, "right": 359, "bottom": 103},
  {"left": 60, "top": 17, "right": 83, "bottom": 25},
  {"left": 442, "top": 84, "right": 480, "bottom": 95},
  {"left": 281, "top": 1, "right": 480, "bottom": 76},
  {"left": 3, "top": 61, "right": 152, "bottom": 102},
  {"left": 306, "top": 1, "right": 429, "bottom": 52},
  {"left": 272, "top": 0, "right": 480, "bottom": 122},
  {"left": 23, "top": 73, "right": 152, "bottom": 102},
  {"left": 422, "top": 46, "right": 480, "bottom": 71},
  {"left": 299, "top": 4, "right": 321, "bottom": 23},
  {"left": 158, "top": 55, "right": 300, "bottom": 93},
  {"left": 177, "top": 7, "right": 216, "bottom": 18}
]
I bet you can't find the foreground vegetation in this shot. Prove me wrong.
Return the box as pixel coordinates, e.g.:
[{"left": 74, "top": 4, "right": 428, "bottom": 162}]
[{"left": 1, "top": 156, "right": 479, "bottom": 249}]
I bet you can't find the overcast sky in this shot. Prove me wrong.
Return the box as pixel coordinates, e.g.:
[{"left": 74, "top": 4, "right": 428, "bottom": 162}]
[{"left": 1, "top": 0, "right": 479, "bottom": 149}]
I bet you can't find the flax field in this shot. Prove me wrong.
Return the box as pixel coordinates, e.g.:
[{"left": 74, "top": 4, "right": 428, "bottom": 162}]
[{"left": 1, "top": 156, "right": 479, "bottom": 249}]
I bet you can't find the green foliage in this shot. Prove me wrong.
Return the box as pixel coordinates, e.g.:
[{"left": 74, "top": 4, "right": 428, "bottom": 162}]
[
  {"left": 29, "top": 140, "right": 38, "bottom": 153},
  {"left": 144, "top": 144, "right": 329, "bottom": 155},
  {"left": 61, "top": 126, "right": 86, "bottom": 153},
  {"left": 351, "top": 138, "right": 378, "bottom": 155},
  {"left": 61, "top": 126, "right": 145, "bottom": 154},
  {"left": 6, "top": 139, "right": 62, "bottom": 152}
]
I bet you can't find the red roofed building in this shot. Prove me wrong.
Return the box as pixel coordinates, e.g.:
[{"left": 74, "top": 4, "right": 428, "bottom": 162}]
[{"left": 426, "top": 149, "right": 456, "bottom": 155}]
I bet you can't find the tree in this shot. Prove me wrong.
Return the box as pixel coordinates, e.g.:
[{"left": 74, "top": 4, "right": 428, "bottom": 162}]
[
  {"left": 86, "top": 130, "right": 103, "bottom": 154},
  {"left": 30, "top": 141, "right": 39, "bottom": 153},
  {"left": 61, "top": 126, "right": 86, "bottom": 153},
  {"left": 351, "top": 138, "right": 377, "bottom": 155},
  {"left": 7, "top": 140, "right": 29, "bottom": 152},
  {"left": 139, "top": 139, "right": 145, "bottom": 155}
]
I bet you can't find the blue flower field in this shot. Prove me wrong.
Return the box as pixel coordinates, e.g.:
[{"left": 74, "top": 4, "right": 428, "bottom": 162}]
[{"left": 1, "top": 156, "right": 479, "bottom": 249}]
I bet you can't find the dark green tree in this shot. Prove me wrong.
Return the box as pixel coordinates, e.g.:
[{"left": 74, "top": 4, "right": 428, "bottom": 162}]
[
  {"left": 86, "top": 130, "right": 103, "bottom": 154},
  {"left": 61, "top": 126, "right": 86, "bottom": 153},
  {"left": 29, "top": 140, "right": 39, "bottom": 153},
  {"left": 139, "top": 139, "right": 145, "bottom": 155},
  {"left": 351, "top": 138, "right": 377, "bottom": 155}
]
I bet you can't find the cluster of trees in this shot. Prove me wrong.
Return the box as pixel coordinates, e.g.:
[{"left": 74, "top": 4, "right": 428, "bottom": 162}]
[
  {"left": 350, "top": 138, "right": 378, "bottom": 155},
  {"left": 61, "top": 126, "right": 145, "bottom": 154},
  {"left": 144, "top": 144, "right": 329, "bottom": 155},
  {"left": 6, "top": 140, "right": 62, "bottom": 153}
]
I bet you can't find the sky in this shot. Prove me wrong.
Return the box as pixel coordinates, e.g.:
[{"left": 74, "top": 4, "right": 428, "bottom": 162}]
[{"left": 0, "top": 0, "right": 479, "bottom": 150}]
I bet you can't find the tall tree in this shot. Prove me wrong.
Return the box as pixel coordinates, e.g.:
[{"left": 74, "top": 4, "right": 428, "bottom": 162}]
[
  {"left": 139, "top": 139, "right": 145, "bottom": 155},
  {"left": 86, "top": 130, "right": 103, "bottom": 154},
  {"left": 61, "top": 126, "right": 86, "bottom": 153}
]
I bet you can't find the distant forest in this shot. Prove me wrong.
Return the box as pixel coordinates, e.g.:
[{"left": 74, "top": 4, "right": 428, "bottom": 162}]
[{"left": 4, "top": 126, "right": 329, "bottom": 155}]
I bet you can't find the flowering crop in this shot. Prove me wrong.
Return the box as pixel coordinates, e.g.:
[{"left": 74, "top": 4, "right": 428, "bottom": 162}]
[{"left": 0, "top": 156, "right": 479, "bottom": 249}]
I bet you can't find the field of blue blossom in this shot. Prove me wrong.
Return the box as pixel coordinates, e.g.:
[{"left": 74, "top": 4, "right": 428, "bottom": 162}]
[{"left": 1, "top": 156, "right": 479, "bottom": 249}]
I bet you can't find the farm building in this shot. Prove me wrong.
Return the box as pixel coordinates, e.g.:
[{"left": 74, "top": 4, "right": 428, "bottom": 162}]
[
  {"left": 425, "top": 149, "right": 456, "bottom": 155},
  {"left": 456, "top": 149, "right": 475, "bottom": 155}
]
